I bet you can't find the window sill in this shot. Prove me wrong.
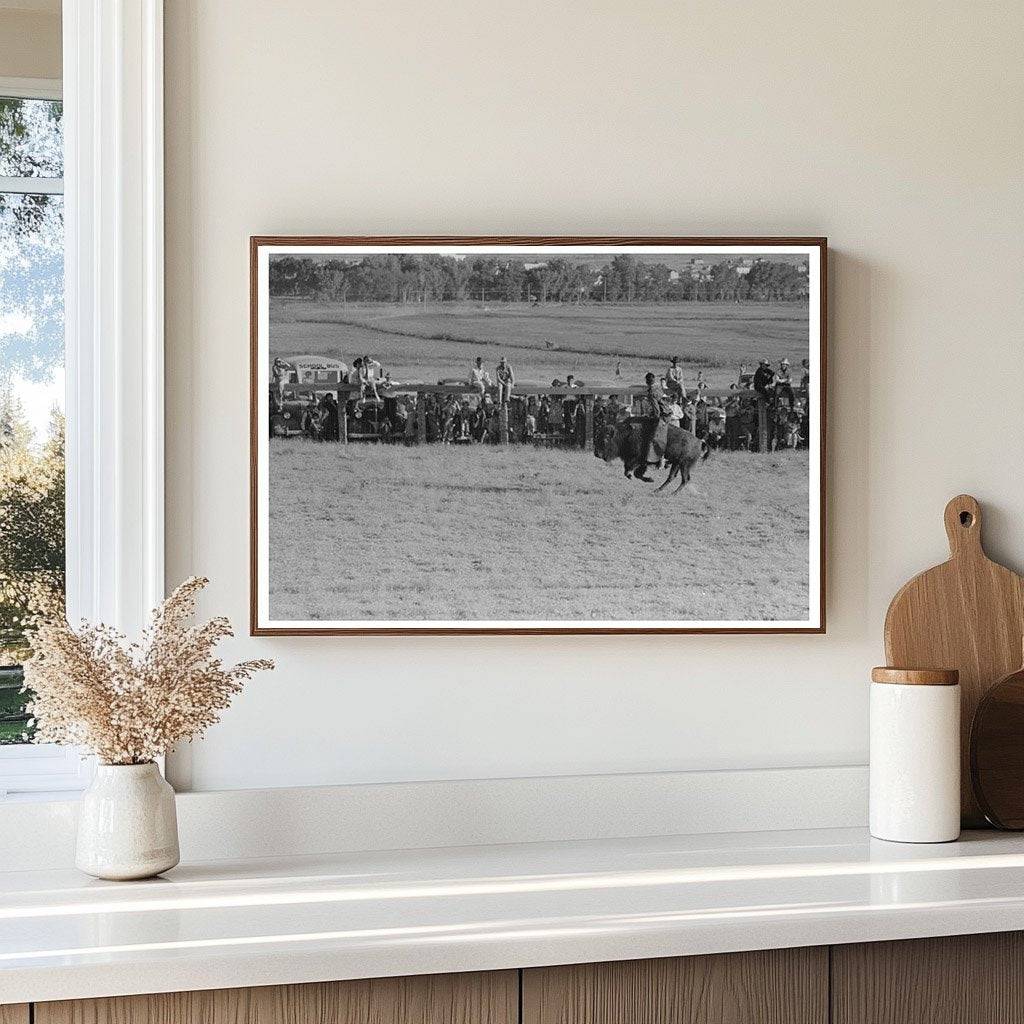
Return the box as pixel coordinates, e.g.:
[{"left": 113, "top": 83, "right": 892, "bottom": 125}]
[{"left": 0, "top": 744, "right": 93, "bottom": 799}]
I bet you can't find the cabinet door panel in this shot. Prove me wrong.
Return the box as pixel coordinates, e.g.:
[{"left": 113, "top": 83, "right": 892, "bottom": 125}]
[
  {"left": 36, "top": 971, "right": 517, "bottom": 1024},
  {"left": 523, "top": 948, "right": 827, "bottom": 1024},
  {"left": 832, "top": 932, "right": 1024, "bottom": 1024},
  {"left": 0, "top": 1006, "right": 29, "bottom": 1024}
]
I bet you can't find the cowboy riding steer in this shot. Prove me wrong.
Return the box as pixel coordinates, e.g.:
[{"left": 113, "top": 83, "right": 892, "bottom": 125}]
[{"left": 601, "top": 419, "right": 709, "bottom": 494}]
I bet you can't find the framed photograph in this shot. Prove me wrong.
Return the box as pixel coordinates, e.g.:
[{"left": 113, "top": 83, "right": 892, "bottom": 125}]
[{"left": 250, "top": 236, "right": 826, "bottom": 635}]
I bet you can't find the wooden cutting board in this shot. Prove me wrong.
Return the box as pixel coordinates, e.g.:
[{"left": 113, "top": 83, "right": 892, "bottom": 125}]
[
  {"left": 970, "top": 651, "right": 1024, "bottom": 829},
  {"left": 884, "top": 494, "right": 1024, "bottom": 826}
]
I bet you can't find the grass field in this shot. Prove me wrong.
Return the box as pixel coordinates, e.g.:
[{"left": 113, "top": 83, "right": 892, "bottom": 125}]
[
  {"left": 269, "top": 299, "right": 810, "bottom": 391},
  {"left": 267, "top": 442, "right": 810, "bottom": 623}
]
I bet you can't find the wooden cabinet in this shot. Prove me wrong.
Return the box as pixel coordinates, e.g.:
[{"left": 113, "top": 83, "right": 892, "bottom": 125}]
[
  {"left": 23, "top": 932, "right": 1024, "bottom": 1024},
  {"left": 520, "top": 934, "right": 1024, "bottom": 1024},
  {"left": 34, "top": 971, "right": 517, "bottom": 1024},
  {"left": 832, "top": 932, "right": 1024, "bottom": 1024},
  {"left": 522, "top": 948, "right": 828, "bottom": 1024}
]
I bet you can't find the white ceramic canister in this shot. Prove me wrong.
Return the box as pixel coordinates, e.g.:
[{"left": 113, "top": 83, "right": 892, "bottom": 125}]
[
  {"left": 76, "top": 762, "right": 180, "bottom": 880},
  {"left": 869, "top": 667, "right": 961, "bottom": 843}
]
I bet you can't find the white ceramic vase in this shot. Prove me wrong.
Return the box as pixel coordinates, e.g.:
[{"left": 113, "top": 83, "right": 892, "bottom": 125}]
[{"left": 76, "top": 762, "right": 180, "bottom": 880}]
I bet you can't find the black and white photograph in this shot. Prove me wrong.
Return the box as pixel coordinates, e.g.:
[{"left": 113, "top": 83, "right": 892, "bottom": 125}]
[{"left": 251, "top": 238, "right": 825, "bottom": 634}]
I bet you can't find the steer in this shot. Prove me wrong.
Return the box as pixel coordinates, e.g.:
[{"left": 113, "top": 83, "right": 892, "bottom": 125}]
[{"left": 601, "top": 419, "right": 708, "bottom": 494}]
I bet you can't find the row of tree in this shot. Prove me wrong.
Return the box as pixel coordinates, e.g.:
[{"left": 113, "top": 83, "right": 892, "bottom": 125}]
[{"left": 269, "top": 255, "right": 809, "bottom": 304}]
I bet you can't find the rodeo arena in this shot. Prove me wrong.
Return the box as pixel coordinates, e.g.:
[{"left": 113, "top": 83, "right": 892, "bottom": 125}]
[{"left": 269, "top": 353, "right": 811, "bottom": 490}]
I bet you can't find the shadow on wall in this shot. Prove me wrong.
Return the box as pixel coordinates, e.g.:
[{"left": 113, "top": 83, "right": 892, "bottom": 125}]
[{"left": 827, "top": 249, "right": 874, "bottom": 636}]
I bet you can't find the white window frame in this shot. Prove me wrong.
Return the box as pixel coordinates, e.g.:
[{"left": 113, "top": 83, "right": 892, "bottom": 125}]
[
  {"left": 0, "top": 77, "right": 61, "bottom": 101},
  {"left": 0, "top": 77, "right": 64, "bottom": 193},
  {"left": 0, "top": 0, "right": 165, "bottom": 798}
]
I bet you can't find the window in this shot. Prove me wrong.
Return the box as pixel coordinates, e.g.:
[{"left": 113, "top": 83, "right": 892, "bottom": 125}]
[
  {"left": 0, "top": 81, "right": 84, "bottom": 797},
  {"left": 0, "top": 4, "right": 166, "bottom": 797}
]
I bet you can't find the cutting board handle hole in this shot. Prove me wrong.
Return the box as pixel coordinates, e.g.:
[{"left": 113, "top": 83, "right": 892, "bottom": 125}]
[{"left": 960, "top": 511, "right": 975, "bottom": 527}]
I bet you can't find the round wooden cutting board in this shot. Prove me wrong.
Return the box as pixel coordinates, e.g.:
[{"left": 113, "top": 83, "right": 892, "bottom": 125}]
[
  {"left": 970, "top": 657, "right": 1024, "bottom": 829},
  {"left": 884, "top": 494, "right": 1024, "bottom": 826}
]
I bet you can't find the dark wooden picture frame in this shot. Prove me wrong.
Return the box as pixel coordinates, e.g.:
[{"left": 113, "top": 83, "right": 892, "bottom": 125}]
[{"left": 250, "top": 236, "right": 827, "bottom": 636}]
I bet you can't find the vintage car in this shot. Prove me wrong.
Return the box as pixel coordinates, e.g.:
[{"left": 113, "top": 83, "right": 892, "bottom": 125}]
[
  {"left": 269, "top": 356, "right": 348, "bottom": 437},
  {"left": 269, "top": 384, "right": 330, "bottom": 437},
  {"left": 345, "top": 390, "right": 418, "bottom": 442},
  {"left": 346, "top": 397, "right": 391, "bottom": 441}
]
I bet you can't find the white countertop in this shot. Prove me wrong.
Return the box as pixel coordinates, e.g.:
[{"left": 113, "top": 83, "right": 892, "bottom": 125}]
[{"left": 4, "top": 826, "right": 1024, "bottom": 1004}]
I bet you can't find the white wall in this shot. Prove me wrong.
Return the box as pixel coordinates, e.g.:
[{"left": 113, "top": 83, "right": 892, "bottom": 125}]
[{"left": 164, "top": 0, "right": 1024, "bottom": 792}]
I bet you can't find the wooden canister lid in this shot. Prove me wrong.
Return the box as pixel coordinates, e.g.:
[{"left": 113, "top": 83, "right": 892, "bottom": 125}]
[{"left": 871, "top": 667, "right": 960, "bottom": 686}]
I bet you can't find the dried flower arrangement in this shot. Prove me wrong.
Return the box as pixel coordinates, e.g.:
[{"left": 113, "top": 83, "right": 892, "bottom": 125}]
[{"left": 22, "top": 577, "right": 273, "bottom": 765}]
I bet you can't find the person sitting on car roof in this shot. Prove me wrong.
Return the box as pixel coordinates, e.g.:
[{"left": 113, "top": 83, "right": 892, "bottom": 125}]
[
  {"left": 470, "top": 356, "right": 492, "bottom": 397},
  {"left": 358, "top": 354, "right": 383, "bottom": 402}
]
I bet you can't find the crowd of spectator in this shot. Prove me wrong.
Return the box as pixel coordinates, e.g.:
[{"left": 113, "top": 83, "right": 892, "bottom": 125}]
[
  {"left": 271, "top": 352, "right": 811, "bottom": 452},
  {"left": 412, "top": 389, "right": 596, "bottom": 446}
]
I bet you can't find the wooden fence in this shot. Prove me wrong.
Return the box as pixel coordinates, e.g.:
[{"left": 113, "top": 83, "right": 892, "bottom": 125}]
[{"left": 332, "top": 382, "right": 796, "bottom": 452}]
